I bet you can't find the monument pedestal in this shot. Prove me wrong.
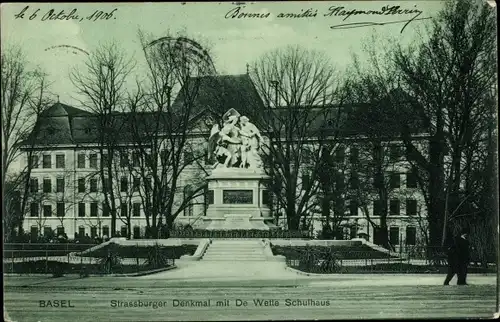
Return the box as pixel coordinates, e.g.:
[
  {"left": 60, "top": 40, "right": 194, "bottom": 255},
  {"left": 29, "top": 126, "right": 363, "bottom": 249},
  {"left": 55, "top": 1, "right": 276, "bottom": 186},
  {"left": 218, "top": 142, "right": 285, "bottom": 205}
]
[{"left": 198, "top": 167, "right": 276, "bottom": 231}]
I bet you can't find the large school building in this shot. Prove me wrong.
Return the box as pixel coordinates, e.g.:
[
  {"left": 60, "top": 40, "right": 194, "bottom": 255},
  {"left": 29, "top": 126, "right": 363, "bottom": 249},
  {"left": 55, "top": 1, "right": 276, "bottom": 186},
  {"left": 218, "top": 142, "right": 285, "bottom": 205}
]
[{"left": 20, "top": 74, "right": 427, "bottom": 251}]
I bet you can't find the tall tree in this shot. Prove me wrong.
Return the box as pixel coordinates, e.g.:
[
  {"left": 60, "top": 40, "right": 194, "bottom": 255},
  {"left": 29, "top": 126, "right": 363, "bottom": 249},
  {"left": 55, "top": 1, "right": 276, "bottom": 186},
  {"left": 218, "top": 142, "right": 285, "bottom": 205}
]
[
  {"left": 390, "top": 0, "right": 497, "bottom": 249},
  {"left": 250, "top": 45, "right": 344, "bottom": 231},
  {"left": 346, "top": 0, "right": 496, "bottom": 253},
  {"left": 70, "top": 42, "right": 135, "bottom": 237},
  {"left": 340, "top": 74, "right": 424, "bottom": 249},
  {"left": 126, "top": 32, "right": 213, "bottom": 237},
  {"left": 1, "top": 45, "right": 51, "bottom": 239}
]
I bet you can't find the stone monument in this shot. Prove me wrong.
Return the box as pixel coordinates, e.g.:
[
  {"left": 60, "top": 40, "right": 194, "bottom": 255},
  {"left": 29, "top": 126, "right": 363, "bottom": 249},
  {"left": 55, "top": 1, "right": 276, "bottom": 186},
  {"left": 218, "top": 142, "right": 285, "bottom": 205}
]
[{"left": 199, "top": 108, "right": 276, "bottom": 230}]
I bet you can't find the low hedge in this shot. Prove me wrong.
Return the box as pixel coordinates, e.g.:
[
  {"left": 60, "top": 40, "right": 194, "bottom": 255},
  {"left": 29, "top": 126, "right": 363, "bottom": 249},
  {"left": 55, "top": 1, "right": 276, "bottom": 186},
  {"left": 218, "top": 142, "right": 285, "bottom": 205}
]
[
  {"left": 4, "top": 243, "right": 97, "bottom": 258},
  {"left": 287, "top": 262, "right": 496, "bottom": 274},
  {"left": 4, "top": 259, "right": 175, "bottom": 275},
  {"left": 79, "top": 243, "right": 197, "bottom": 259},
  {"left": 271, "top": 245, "right": 398, "bottom": 260}
]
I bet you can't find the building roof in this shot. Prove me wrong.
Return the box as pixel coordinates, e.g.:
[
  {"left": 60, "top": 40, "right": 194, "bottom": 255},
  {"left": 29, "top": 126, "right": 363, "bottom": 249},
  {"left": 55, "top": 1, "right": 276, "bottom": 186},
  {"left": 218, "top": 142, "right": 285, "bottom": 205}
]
[
  {"left": 40, "top": 102, "right": 93, "bottom": 117},
  {"left": 24, "top": 76, "right": 427, "bottom": 147},
  {"left": 27, "top": 103, "right": 92, "bottom": 145},
  {"left": 172, "top": 74, "right": 266, "bottom": 120}
]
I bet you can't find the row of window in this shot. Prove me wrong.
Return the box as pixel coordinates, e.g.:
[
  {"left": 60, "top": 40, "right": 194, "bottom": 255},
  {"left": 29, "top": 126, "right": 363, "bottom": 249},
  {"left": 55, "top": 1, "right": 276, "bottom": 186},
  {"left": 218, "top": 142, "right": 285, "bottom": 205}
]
[
  {"left": 29, "top": 176, "right": 152, "bottom": 194},
  {"left": 325, "top": 199, "right": 418, "bottom": 217},
  {"left": 326, "top": 225, "right": 417, "bottom": 245},
  {"left": 28, "top": 196, "right": 417, "bottom": 218},
  {"left": 303, "top": 144, "right": 408, "bottom": 164},
  {"left": 30, "top": 144, "right": 408, "bottom": 171},
  {"left": 382, "top": 226, "right": 417, "bottom": 246},
  {"left": 31, "top": 225, "right": 143, "bottom": 239},
  {"left": 30, "top": 171, "right": 416, "bottom": 195},
  {"left": 32, "top": 223, "right": 417, "bottom": 244},
  {"left": 30, "top": 154, "right": 99, "bottom": 169},
  {"left": 302, "top": 171, "right": 418, "bottom": 190},
  {"left": 29, "top": 202, "right": 142, "bottom": 218},
  {"left": 29, "top": 150, "right": 201, "bottom": 169}
]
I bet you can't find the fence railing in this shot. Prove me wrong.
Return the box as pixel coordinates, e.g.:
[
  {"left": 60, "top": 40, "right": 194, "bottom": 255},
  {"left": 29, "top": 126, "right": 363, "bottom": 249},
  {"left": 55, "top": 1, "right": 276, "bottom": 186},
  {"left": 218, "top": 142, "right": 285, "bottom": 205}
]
[
  {"left": 277, "top": 246, "right": 496, "bottom": 274},
  {"left": 3, "top": 243, "right": 175, "bottom": 276},
  {"left": 4, "top": 242, "right": 495, "bottom": 275},
  {"left": 168, "top": 229, "right": 310, "bottom": 239}
]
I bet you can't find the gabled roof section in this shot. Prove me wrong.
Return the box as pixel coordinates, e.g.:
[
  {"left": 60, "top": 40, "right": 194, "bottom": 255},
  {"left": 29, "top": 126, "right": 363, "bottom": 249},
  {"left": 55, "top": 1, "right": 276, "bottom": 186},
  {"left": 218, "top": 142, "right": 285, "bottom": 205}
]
[
  {"left": 171, "top": 74, "right": 266, "bottom": 120},
  {"left": 41, "top": 102, "right": 92, "bottom": 117},
  {"left": 25, "top": 102, "right": 176, "bottom": 146},
  {"left": 26, "top": 103, "right": 93, "bottom": 145}
]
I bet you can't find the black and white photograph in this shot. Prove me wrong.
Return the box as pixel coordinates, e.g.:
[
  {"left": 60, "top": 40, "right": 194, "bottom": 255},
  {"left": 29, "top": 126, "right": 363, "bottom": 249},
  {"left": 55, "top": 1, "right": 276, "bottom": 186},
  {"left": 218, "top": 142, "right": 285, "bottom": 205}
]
[{"left": 1, "top": 1, "right": 498, "bottom": 321}]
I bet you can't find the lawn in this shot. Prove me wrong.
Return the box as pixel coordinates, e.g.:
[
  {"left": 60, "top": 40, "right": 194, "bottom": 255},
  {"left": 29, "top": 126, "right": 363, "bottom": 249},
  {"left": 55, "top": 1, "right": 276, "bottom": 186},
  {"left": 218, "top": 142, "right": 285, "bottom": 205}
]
[
  {"left": 3, "top": 243, "right": 96, "bottom": 258},
  {"left": 271, "top": 244, "right": 397, "bottom": 260},
  {"left": 79, "top": 243, "right": 198, "bottom": 259}
]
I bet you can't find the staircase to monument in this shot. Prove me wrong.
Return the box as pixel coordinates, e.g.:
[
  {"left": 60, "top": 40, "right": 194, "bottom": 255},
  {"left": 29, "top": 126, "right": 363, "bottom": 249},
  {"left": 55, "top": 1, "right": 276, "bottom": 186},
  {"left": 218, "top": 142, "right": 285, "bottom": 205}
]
[{"left": 201, "top": 240, "right": 268, "bottom": 261}]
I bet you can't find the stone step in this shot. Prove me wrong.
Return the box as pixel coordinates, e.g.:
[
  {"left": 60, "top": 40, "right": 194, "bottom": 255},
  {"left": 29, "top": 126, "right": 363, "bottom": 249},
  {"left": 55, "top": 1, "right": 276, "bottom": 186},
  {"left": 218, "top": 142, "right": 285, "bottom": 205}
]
[
  {"left": 207, "top": 246, "right": 264, "bottom": 251},
  {"left": 203, "top": 252, "right": 266, "bottom": 256},
  {"left": 202, "top": 257, "right": 267, "bottom": 261},
  {"left": 201, "top": 259, "right": 270, "bottom": 261},
  {"left": 203, "top": 253, "right": 266, "bottom": 257},
  {"left": 205, "top": 250, "right": 264, "bottom": 255},
  {"left": 203, "top": 240, "right": 268, "bottom": 261},
  {"left": 204, "top": 254, "right": 266, "bottom": 258},
  {"left": 207, "top": 248, "right": 264, "bottom": 252},
  {"left": 208, "top": 243, "right": 263, "bottom": 246},
  {"left": 202, "top": 253, "right": 266, "bottom": 257}
]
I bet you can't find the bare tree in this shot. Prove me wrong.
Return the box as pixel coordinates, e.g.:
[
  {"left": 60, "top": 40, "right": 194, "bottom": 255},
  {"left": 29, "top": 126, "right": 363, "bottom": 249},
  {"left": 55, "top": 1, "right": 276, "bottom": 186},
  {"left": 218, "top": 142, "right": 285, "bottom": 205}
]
[
  {"left": 126, "top": 31, "right": 214, "bottom": 237},
  {"left": 3, "top": 175, "right": 22, "bottom": 241},
  {"left": 70, "top": 42, "right": 135, "bottom": 237},
  {"left": 250, "top": 45, "right": 345, "bottom": 232},
  {"left": 2, "top": 44, "right": 52, "bottom": 239},
  {"left": 390, "top": 0, "right": 497, "bottom": 248},
  {"left": 344, "top": 0, "right": 496, "bottom": 253},
  {"left": 339, "top": 73, "right": 424, "bottom": 249}
]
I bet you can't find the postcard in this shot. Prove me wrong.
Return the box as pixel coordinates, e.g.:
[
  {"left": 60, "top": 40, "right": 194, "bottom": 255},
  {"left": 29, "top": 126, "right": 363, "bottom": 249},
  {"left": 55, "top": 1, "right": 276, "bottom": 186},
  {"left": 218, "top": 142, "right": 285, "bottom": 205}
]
[{"left": 2, "top": 1, "right": 498, "bottom": 321}]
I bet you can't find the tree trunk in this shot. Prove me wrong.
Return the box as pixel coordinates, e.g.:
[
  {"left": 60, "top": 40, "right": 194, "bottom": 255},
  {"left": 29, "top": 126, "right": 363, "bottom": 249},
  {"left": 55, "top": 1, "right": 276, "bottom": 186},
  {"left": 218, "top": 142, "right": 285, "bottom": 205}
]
[
  {"left": 427, "top": 130, "right": 446, "bottom": 250},
  {"left": 321, "top": 195, "right": 330, "bottom": 228},
  {"left": 127, "top": 217, "right": 132, "bottom": 239}
]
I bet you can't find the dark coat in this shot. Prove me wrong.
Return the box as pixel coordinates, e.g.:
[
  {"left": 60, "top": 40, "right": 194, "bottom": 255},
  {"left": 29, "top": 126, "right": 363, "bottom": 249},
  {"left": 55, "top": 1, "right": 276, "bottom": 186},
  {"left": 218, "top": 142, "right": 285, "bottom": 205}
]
[{"left": 448, "top": 236, "right": 470, "bottom": 266}]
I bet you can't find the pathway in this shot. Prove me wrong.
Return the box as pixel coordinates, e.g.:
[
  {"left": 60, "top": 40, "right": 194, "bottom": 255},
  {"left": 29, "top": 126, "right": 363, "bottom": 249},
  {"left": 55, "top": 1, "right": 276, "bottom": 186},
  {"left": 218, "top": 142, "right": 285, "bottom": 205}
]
[{"left": 4, "top": 274, "right": 497, "bottom": 321}]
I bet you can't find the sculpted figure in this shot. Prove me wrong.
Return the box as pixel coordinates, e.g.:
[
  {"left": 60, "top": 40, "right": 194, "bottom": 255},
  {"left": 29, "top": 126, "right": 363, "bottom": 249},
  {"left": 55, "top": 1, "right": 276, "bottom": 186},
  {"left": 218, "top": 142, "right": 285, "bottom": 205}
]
[
  {"left": 238, "top": 116, "right": 263, "bottom": 169},
  {"left": 207, "top": 110, "right": 263, "bottom": 169},
  {"left": 208, "top": 115, "right": 241, "bottom": 168}
]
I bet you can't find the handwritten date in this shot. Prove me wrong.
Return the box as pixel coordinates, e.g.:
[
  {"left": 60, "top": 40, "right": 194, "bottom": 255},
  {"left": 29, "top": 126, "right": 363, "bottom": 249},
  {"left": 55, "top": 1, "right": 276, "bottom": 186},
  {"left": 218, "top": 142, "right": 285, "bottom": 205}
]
[{"left": 13, "top": 6, "right": 117, "bottom": 22}]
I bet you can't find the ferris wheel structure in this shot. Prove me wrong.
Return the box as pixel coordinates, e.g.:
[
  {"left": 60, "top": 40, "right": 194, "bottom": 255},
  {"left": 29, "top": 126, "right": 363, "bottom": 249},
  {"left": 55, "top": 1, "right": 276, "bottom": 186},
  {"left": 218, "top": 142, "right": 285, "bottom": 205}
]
[{"left": 145, "top": 36, "right": 217, "bottom": 77}]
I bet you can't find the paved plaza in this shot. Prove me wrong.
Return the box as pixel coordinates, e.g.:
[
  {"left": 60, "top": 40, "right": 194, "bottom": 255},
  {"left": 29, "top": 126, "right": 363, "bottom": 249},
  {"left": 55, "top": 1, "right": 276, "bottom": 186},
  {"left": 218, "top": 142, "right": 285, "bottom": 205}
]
[{"left": 4, "top": 271, "right": 497, "bottom": 321}]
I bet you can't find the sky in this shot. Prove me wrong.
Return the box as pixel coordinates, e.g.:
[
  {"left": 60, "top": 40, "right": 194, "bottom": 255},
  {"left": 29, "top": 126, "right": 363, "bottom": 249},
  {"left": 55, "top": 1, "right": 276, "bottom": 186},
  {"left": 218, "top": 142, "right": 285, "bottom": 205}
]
[{"left": 1, "top": 1, "right": 445, "bottom": 105}]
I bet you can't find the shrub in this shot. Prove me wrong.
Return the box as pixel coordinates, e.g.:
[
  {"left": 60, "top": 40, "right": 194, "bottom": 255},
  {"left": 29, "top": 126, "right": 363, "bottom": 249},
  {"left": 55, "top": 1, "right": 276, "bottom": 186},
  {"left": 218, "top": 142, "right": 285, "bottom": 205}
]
[
  {"left": 98, "top": 252, "right": 123, "bottom": 274},
  {"left": 79, "top": 265, "right": 90, "bottom": 278},
  {"left": 50, "top": 262, "right": 66, "bottom": 277},
  {"left": 295, "top": 246, "right": 342, "bottom": 273},
  {"left": 145, "top": 244, "right": 171, "bottom": 269}
]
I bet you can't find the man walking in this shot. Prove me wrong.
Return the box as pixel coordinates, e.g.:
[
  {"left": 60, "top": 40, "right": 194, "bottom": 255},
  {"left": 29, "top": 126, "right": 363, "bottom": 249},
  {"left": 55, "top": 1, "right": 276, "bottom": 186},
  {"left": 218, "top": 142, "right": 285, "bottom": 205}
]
[{"left": 444, "top": 227, "right": 471, "bottom": 285}]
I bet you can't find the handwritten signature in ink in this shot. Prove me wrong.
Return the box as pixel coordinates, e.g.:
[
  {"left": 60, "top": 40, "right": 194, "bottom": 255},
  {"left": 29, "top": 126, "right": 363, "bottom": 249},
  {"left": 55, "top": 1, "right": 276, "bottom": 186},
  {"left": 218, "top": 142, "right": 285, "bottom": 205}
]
[{"left": 326, "top": 5, "right": 429, "bottom": 33}]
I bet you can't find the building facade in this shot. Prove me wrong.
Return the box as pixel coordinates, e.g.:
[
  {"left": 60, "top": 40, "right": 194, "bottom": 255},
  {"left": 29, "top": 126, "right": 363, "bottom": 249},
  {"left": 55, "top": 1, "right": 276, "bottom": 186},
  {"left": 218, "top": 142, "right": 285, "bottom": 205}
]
[{"left": 20, "top": 74, "right": 427, "bottom": 250}]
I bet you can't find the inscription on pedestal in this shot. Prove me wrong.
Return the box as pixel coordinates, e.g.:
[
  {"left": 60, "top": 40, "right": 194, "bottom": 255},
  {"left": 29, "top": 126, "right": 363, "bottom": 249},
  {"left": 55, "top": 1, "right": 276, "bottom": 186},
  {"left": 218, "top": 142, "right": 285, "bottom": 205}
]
[
  {"left": 225, "top": 215, "right": 248, "bottom": 224},
  {"left": 222, "top": 190, "right": 253, "bottom": 204}
]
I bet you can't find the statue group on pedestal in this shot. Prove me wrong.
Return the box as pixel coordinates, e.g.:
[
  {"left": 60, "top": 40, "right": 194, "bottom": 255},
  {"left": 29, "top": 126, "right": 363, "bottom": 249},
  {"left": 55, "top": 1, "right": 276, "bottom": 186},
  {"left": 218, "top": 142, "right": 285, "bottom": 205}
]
[{"left": 208, "top": 109, "right": 263, "bottom": 169}]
